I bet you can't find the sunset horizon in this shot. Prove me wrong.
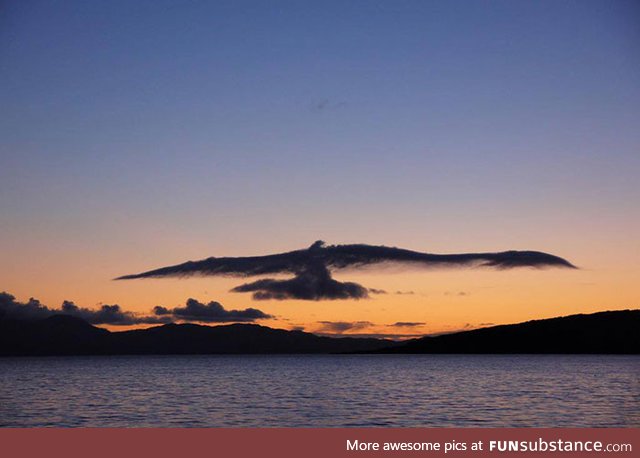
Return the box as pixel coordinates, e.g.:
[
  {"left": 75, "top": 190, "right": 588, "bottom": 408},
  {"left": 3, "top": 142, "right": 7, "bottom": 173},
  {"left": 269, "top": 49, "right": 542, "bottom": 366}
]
[{"left": 1, "top": 0, "right": 638, "bottom": 434}]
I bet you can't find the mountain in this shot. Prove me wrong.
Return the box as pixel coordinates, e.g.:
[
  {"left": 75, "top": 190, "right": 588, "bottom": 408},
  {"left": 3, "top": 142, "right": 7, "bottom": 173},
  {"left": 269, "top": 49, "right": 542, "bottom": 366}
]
[
  {"left": 0, "top": 315, "right": 110, "bottom": 356},
  {"left": 1, "top": 310, "right": 637, "bottom": 356},
  {"left": 376, "top": 310, "right": 640, "bottom": 354},
  {"left": 109, "top": 322, "right": 394, "bottom": 354},
  {"left": 0, "top": 315, "right": 392, "bottom": 356}
]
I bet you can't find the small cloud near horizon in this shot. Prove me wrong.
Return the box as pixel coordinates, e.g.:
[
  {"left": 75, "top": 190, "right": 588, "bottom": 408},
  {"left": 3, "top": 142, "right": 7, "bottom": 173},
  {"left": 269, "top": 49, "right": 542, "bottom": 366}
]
[
  {"left": 389, "top": 321, "right": 426, "bottom": 327},
  {"left": 314, "top": 332, "right": 425, "bottom": 341},
  {"left": 314, "top": 320, "right": 428, "bottom": 339},
  {"left": 154, "top": 298, "right": 272, "bottom": 322},
  {"left": 62, "top": 301, "right": 170, "bottom": 325},
  {"left": 0, "top": 291, "right": 271, "bottom": 326},
  {"left": 445, "top": 291, "right": 470, "bottom": 296},
  {"left": 316, "top": 320, "right": 373, "bottom": 334}
]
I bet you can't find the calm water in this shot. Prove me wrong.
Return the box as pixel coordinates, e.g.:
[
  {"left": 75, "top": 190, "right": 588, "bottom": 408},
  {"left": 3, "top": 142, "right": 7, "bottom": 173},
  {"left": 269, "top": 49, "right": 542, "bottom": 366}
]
[{"left": 1, "top": 355, "right": 638, "bottom": 427}]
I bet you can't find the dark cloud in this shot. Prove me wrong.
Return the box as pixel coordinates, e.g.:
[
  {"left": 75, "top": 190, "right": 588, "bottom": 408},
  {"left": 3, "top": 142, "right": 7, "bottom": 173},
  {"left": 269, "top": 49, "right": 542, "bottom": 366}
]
[
  {"left": 116, "top": 240, "right": 576, "bottom": 301},
  {"left": 0, "top": 292, "right": 166, "bottom": 325},
  {"left": 230, "top": 263, "right": 371, "bottom": 301},
  {"left": 389, "top": 322, "right": 426, "bottom": 327},
  {"left": 0, "top": 291, "right": 270, "bottom": 326},
  {"left": 317, "top": 321, "right": 373, "bottom": 334},
  {"left": 0, "top": 292, "right": 54, "bottom": 321},
  {"left": 153, "top": 298, "right": 272, "bottom": 322},
  {"left": 61, "top": 301, "right": 170, "bottom": 325},
  {"left": 395, "top": 290, "right": 415, "bottom": 295},
  {"left": 368, "top": 288, "right": 387, "bottom": 295}
]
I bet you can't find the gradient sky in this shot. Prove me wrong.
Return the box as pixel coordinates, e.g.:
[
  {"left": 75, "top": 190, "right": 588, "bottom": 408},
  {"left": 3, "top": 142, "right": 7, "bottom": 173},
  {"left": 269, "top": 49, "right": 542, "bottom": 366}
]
[{"left": 1, "top": 0, "right": 638, "bottom": 337}]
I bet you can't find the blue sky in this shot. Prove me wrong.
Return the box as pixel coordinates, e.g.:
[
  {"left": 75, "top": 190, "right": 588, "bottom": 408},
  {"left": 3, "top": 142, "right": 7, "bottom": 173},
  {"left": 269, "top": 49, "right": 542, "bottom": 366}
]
[{"left": 1, "top": 1, "right": 638, "bottom": 330}]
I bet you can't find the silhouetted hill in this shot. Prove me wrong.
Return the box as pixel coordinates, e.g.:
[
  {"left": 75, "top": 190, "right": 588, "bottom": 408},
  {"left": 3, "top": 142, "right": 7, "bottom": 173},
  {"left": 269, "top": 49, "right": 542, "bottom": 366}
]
[
  {"left": 376, "top": 310, "right": 640, "bottom": 354},
  {"left": 0, "top": 315, "right": 392, "bottom": 356},
  {"left": 1, "top": 310, "right": 637, "bottom": 356},
  {"left": 110, "top": 322, "right": 393, "bottom": 354},
  {"left": 0, "top": 315, "right": 110, "bottom": 356}
]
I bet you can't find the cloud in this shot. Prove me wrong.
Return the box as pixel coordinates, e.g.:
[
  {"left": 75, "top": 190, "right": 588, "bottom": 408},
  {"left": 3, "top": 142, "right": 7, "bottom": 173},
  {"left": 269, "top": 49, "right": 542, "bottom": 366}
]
[
  {"left": 368, "top": 288, "right": 387, "bottom": 295},
  {"left": 310, "top": 99, "right": 347, "bottom": 112},
  {"left": 230, "top": 262, "right": 372, "bottom": 300},
  {"left": 445, "top": 291, "right": 470, "bottom": 296},
  {"left": 153, "top": 298, "right": 272, "bottom": 322},
  {"left": 61, "top": 301, "right": 169, "bottom": 325},
  {"left": 315, "top": 320, "right": 427, "bottom": 337},
  {"left": 0, "top": 292, "right": 163, "bottom": 325},
  {"left": 116, "top": 240, "right": 576, "bottom": 301},
  {"left": 313, "top": 330, "right": 425, "bottom": 340},
  {"left": 322, "top": 332, "right": 425, "bottom": 340},
  {"left": 389, "top": 322, "right": 426, "bottom": 327},
  {"left": 0, "top": 291, "right": 271, "bottom": 326},
  {"left": 316, "top": 321, "right": 373, "bottom": 334},
  {"left": 395, "top": 290, "right": 415, "bottom": 295},
  {"left": 0, "top": 292, "right": 54, "bottom": 321},
  {"left": 0, "top": 292, "right": 169, "bottom": 325}
]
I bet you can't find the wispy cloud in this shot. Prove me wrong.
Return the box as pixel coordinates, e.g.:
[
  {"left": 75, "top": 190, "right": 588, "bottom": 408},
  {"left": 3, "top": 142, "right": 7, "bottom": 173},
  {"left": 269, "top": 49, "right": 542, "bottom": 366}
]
[
  {"left": 313, "top": 320, "right": 428, "bottom": 339},
  {"left": 316, "top": 320, "right": 374, "bottom": 334},
  {"left": 444, "top": 291, "right": 470, "bottom": 297},
  {"left": 389, "top": 321, "right": 426, "bottom": 327},
  {"left": 310, "top": 99, "right": 347, "bottom": 113}
]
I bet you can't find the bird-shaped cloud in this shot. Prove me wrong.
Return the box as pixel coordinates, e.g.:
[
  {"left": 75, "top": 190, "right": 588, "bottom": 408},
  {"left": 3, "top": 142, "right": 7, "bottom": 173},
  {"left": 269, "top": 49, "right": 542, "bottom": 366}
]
[{"left": 116, "top": 241, "right": 576, "bottom": 300}]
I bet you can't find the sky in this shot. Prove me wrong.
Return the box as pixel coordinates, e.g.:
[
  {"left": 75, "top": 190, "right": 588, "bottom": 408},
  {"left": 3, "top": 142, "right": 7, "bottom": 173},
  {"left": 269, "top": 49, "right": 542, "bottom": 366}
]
[{"left": 1, "top": 0, "right": 638, "bottom": 338}]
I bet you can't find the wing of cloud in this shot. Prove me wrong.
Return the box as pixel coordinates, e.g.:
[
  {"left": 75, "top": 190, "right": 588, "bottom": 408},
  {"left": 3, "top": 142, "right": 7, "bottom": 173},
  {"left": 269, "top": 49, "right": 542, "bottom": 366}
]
[
  {"left": 153, "top": 298, "right": 272, "bottom": 322},
  {"left": 115, "top": 240, "right": 576, "bottom": 300}
]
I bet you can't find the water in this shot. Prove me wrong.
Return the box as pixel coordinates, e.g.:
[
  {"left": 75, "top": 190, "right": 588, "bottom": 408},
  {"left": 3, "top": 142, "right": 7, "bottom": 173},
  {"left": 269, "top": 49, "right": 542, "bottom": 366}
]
[{"left": 1, "top": 355, "right": 638, "bottom": 427}]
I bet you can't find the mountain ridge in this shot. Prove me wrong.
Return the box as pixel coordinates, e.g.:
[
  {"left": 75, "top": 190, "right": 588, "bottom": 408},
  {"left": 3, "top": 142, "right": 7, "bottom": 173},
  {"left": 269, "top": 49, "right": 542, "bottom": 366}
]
[
  {"left": 0, "top": 316, "right": 393, "bottom": 356},
  {"left": 376, "top": 309, "right": 639, "bottom": 354},
  {"left": 1, "top": 309, "right": 638, "bottom": 356}
]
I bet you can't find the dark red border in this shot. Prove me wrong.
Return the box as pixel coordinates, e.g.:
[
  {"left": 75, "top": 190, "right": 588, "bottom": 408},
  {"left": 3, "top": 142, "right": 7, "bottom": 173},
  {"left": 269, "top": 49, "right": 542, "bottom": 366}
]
[{"left": 1, "top": 428, "right": 637, "bottom": 458}]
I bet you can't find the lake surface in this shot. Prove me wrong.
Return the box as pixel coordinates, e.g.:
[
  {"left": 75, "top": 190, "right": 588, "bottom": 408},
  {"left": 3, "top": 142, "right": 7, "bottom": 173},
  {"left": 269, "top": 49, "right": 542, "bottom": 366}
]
[{"left": 1, "top": 355, "right": 638, "bottom": 427}]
